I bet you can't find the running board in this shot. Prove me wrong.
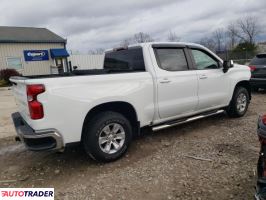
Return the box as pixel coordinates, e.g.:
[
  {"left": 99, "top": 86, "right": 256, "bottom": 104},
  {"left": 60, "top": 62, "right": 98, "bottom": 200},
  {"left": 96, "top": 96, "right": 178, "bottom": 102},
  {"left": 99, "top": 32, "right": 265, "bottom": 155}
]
[{"left": 152, "top": 109, "right": 225, "bottom": 132}]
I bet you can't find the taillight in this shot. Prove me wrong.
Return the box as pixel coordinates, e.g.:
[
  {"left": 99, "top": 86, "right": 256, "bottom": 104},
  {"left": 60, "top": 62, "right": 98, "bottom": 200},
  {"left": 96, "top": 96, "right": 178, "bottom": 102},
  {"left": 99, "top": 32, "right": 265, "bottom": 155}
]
[
  {"left": 26, "top": 84, "right": 45, "bottom": 119},
  {"left": 262, "top": 115, "right": 266, "bottom": 125},
  {"left": 258, "top": 115, "right": 266, "bottom": 144},
  {"left": 249, "top": 65, "right": 256, "bottom": 72},
  {"left": 259, "top": 136, "right": 266, "bottom": 145}
]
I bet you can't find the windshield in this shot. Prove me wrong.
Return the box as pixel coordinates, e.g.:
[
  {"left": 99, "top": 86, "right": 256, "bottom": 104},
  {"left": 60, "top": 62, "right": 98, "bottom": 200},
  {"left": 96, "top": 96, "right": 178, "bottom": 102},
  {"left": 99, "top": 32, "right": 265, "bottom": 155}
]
[{"left": 250, "top": 54, "right": 266, "bottom": 65}]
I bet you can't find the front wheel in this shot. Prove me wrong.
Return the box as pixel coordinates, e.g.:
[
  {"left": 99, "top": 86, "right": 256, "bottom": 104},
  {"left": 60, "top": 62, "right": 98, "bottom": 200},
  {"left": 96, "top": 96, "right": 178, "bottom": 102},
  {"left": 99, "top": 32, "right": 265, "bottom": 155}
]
[
  {"left": 226, "top": 87, "right": 250, "bottom": 118},
  {"left": 82, "top": 111, "right": 132, "bottom": 162}
]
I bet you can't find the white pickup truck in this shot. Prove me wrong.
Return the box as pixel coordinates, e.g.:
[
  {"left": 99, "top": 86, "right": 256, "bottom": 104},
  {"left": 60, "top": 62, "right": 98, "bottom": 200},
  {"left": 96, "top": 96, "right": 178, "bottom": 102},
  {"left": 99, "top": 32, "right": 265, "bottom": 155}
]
[{"left": 10, "top": 42, "right": 251, "bottom": 162}]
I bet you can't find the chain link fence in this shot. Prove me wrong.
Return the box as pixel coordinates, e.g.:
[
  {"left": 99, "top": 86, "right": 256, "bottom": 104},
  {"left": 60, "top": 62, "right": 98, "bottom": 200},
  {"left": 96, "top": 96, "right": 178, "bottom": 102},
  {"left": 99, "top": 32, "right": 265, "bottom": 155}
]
[{"left": 216, "top": 50, "right": 257, "bottom": 65}]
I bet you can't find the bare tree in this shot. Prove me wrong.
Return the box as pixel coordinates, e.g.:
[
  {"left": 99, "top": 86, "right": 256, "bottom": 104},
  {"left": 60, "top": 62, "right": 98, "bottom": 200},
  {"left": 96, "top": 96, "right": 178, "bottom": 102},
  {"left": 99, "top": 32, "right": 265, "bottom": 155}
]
[
  {"left": 120, "top": 38, "right": 133, "bottom": 47},
  {"left": 118, "top": 32, "right": 154, "bottom": 47},
  {"left": 227, "top": 23, "right": 239, "bottom": 49},
  {"left": 213, "top": 28, "right": 225, "bottom": 51},
  {"left": 237, "top": 16, "right": 260, "bottom": 44},
  {"left": 88, "top": 48, "right": 105, "bottom": 55},
  {"left": 133, "top": 32, "right": 154, "bottom": 43},
  {"left": 167, "top": 31, "right": 181, "bottom": 42},
  {"left": 198, "top": 37, "right": 216, "bottom": 52},
  {"left": 227, "top": 16, "right": 260, "bottom": 45}
]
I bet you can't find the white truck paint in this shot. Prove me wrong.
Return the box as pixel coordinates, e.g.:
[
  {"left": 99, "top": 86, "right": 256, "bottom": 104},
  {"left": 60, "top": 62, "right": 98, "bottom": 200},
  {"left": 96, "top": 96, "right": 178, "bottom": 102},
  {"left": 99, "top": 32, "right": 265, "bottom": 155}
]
[{"left": 10, "top": 42, "right": 251, "bottom": 161}]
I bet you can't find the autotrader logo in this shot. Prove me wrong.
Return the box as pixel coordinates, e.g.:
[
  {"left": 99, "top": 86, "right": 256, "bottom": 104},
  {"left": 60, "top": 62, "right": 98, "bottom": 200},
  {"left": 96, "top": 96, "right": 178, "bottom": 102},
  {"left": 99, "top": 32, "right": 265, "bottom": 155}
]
[{"left": 0, "top": 188, "right": 54, "bottom": 200}]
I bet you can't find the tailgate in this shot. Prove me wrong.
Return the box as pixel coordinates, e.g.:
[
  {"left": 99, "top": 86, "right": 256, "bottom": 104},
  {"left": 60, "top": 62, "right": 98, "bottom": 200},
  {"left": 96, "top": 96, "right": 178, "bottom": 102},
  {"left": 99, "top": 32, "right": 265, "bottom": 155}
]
[
  {"left": 9, "top": 76, "right": 30, "bottom": 121},
  {"left": 252, "top": 65, "right": 266, "bottom": 78}
]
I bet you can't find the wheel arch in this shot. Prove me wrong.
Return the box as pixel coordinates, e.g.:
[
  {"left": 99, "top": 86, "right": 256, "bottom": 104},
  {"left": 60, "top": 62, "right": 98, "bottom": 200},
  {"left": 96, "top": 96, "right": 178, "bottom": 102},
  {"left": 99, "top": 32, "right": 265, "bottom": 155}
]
[
  {"left": 234, "top": 80, "right": 251, "bottom": 100},
  {"left": 82, "top": 101, "right": 140, "bottom": 139}
]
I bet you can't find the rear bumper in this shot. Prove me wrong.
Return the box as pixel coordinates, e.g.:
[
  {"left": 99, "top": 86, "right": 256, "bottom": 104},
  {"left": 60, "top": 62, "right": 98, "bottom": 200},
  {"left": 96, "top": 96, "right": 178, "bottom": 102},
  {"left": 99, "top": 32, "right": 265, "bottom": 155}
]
[
  {"left": 250, "top": 78, "right": 266, "bottom": 88},
  {"left": 11, "top": 112, "right": 64, "bottom": 151}
]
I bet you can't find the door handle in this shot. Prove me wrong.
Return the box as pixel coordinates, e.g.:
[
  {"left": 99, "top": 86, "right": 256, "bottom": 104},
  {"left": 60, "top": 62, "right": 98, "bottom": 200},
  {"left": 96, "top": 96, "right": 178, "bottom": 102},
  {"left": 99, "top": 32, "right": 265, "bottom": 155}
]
[
  {"left": 159, "top": 78, "right": 171, "bottom": 84},
  {"left": 199, "top": 74, "right": 208, "bottom": 79}
]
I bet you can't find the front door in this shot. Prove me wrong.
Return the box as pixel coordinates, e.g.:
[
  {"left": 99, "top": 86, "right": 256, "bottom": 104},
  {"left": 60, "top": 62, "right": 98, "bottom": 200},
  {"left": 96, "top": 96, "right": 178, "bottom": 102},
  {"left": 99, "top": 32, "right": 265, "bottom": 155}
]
[
  {"left": 55, "top": 58, "right": 64, "bottom": 73},
  {"left": 153, "top": 47, "right": 198, "bottom": 119},
  {"left": 189, "top": 48, "right": 230, "bottom": 110}
]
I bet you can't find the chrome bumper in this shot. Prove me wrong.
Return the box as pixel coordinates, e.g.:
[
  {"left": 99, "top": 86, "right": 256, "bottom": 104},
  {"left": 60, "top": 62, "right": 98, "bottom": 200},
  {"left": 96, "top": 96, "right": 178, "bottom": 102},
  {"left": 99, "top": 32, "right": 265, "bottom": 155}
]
[{"left": 11, "top": 112, "right": 64, "bottom": 151}]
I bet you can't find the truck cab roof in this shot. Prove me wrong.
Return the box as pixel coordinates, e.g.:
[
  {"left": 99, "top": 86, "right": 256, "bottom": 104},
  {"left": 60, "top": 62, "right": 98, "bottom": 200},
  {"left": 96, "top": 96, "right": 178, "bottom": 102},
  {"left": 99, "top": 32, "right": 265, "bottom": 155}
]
[{"left": 105, "top": 42, "right": 206, "bottom": 53}]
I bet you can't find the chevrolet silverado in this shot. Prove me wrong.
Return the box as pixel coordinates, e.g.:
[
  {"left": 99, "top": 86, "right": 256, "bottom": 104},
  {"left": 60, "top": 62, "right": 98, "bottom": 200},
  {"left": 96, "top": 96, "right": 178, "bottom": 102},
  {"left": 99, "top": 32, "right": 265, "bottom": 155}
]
[{"left": 10, "top": 42, "right": 251, "bottom": 162}]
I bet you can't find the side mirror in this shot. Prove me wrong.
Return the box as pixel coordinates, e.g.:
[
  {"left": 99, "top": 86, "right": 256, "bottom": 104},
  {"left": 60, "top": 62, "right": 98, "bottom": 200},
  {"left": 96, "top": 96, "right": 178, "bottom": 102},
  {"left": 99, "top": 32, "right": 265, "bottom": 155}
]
[{"left": 223, "top": 60, "right": 234, "bottom": 73}]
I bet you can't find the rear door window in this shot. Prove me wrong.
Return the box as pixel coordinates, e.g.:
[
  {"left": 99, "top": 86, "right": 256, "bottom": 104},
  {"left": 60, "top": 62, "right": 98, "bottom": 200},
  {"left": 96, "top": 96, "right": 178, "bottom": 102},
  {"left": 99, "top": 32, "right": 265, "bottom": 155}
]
[
  {"left": 104, "top": 48, "right": 145, "bottom": 71},
  {"left": 154, "top": 48, "right": 189, "bottom": 71}
]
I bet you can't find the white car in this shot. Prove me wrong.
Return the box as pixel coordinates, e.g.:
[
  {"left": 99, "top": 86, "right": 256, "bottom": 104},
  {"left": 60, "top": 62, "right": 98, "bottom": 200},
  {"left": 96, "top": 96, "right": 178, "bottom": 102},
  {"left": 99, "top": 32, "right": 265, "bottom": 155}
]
[{"left": 10, "top": 42, "right": 251, "bottom": 162}]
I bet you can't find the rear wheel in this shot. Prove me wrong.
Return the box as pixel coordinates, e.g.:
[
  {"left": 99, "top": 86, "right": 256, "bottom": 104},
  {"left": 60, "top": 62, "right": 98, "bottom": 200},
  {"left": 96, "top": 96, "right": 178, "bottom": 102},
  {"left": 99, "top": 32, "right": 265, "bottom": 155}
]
[
  {"left": 82, "top": 111, "right": 132, "bottom": 162},
  {"left": 226, "top": 87, "right": 249, "bottom": 118}
]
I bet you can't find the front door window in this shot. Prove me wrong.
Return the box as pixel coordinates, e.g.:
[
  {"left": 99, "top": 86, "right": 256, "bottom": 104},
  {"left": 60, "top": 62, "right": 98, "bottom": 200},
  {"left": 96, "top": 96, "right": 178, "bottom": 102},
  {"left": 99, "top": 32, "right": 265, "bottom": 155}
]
[{"left": 191, "top": 49, "right": 219, "bottom": 70}]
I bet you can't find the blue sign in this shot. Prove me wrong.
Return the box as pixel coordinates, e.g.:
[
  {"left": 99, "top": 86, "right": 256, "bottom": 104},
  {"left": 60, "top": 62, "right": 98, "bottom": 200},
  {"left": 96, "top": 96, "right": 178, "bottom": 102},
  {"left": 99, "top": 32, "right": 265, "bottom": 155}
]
[{"left": 24, "top": 50, "right": 49, "bottom": 61}]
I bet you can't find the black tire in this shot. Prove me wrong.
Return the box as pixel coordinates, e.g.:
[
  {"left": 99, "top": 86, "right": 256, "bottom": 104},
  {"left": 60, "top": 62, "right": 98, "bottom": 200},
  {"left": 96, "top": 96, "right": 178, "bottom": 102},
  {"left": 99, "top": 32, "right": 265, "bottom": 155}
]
[
  {"left": 226, "top": 86, "right": 250, "bottom": 118},
  {"left": 82, "top": 111, "right": 132, "bottom": 162}
]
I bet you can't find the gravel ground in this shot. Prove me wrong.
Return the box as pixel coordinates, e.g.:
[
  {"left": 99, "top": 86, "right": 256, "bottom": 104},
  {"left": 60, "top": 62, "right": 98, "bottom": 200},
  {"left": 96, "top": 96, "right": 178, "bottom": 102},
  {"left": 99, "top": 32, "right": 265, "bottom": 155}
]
[
  {"left": 0, "top": 88, "right": 16, "bottom": 139},
  {"left": 0, "top": 91, "right": 266, "bottom": 199}
]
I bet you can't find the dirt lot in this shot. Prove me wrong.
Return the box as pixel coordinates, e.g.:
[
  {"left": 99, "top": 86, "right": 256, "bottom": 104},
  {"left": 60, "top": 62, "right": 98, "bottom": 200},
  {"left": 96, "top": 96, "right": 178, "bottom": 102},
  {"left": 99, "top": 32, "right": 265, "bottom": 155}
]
[
  {"left": 0, "top": 91, "right": 266, "bottom": 200},
  {"left": 0, "top": 88, "right": 16, "bottom": 139}
]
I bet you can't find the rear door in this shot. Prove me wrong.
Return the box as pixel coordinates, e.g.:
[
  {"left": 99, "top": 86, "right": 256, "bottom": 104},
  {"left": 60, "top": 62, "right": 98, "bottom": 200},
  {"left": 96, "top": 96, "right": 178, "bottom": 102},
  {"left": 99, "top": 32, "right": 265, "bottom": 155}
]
[
  {"left": 189, "top": 48, "right": 230, "bottom": 110},
  {"left": 153, "top": 46, "right": 198, "bottom": 119}
]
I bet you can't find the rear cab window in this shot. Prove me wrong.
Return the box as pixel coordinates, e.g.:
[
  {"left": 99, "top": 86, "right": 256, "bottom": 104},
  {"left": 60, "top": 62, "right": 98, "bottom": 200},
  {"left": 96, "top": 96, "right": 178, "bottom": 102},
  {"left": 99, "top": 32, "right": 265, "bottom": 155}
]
[
  {"left": 154, "top": 48, "right": 189, "bottom": 71},
  {"left": 104, "top": 48, "right": 145, "bottom": 71}
]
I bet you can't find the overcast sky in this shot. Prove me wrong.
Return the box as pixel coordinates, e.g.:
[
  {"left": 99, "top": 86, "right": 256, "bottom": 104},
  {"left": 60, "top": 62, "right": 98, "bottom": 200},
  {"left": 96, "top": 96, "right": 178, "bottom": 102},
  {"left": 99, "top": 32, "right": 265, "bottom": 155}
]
[{"left": 0, "top": 0, "right": 265, "bottom": 53}]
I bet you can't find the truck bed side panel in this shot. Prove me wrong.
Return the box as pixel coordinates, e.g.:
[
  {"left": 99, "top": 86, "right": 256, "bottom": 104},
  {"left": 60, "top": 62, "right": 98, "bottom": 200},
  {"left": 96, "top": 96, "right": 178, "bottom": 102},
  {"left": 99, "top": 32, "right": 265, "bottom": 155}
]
[{"left": 13, "top": 72, "right": 154, "bottom": 144}]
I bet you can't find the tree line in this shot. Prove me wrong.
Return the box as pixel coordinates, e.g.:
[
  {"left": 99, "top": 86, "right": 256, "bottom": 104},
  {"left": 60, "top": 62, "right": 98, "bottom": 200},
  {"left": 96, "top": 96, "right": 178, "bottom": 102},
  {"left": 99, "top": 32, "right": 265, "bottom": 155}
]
[
  {"left": 88, "top": 15, "right": 261, "bottom": 54},
  {"left": 88, "top": 31, "right": 180, "bottom": 54},
  {"left": 198, "top": 16, "right": 261, "bottom": 52}
]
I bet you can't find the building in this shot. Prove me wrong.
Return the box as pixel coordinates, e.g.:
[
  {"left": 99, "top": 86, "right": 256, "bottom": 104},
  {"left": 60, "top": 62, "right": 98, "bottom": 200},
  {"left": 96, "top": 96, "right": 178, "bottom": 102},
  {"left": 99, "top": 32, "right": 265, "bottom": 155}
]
[
  {"left": 69, "top": 54, "right": 104, "bottom": 70},
  {"left": 0, "top": 26, "right": 69, "bottom": 76}
]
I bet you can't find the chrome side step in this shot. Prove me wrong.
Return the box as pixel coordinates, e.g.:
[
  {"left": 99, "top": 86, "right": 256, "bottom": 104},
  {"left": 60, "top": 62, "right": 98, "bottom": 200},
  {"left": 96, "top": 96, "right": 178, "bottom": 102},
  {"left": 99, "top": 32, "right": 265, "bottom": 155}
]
[{"left": 152, "top": 109, "right": 225, "bottom": 132}]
